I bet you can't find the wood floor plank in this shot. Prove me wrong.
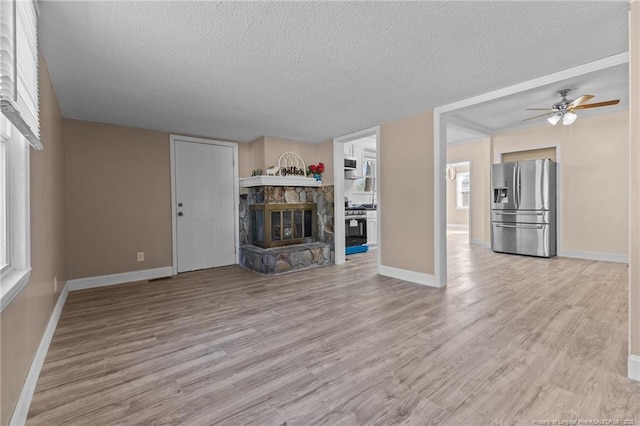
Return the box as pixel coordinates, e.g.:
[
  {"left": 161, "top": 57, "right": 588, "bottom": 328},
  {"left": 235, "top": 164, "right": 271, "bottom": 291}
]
[{"left": 26, "top": 231, "right": 640, "bottom": 425}]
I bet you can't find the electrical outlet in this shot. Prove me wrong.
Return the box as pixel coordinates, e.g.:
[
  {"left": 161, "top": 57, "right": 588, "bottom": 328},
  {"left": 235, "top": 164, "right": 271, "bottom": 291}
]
[
  {"left": 137, "top": 252, "right": 145, "bottom": 262},
  {"left": 54, "top": 275, "right": 58, "bottom": 292}
]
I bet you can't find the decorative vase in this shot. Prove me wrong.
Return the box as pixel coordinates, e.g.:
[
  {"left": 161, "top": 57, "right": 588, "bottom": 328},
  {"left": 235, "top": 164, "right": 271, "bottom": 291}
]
[{"left": 314, "top": 173, "right": 322, "bottom": 182}]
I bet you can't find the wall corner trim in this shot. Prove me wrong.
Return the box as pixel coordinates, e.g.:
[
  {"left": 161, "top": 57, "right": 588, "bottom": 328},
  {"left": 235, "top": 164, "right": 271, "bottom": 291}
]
[
  {"left": 9, "top": 282, "right": 69, "bottom": 426},
  {"left": 67, "top": 267, "right": 173, "bottom": 291},
  {"left": 629, "top": 354, "right": 640, "bottom": 382},
  {"left": 378, "top": 265, "right": 441, "bottom": 288}
]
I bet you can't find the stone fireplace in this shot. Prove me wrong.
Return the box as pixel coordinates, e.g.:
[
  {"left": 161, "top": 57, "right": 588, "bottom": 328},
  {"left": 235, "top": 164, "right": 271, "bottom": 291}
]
[{"left": 239, "top": 185, "right": 334, "bottom": 274}]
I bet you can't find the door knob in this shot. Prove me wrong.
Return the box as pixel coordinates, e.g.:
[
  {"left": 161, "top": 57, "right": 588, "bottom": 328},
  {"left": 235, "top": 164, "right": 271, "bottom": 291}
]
[
  {"left": 178, "top": 212, "right": 184, "bottom": 216},
  {"left": 178, "top": 202, "right": 183, "bottom": 207}
]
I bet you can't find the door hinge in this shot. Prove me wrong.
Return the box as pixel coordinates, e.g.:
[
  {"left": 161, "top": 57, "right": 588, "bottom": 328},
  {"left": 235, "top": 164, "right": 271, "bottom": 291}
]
[{"left": 232, "top": 156, "right": 235, "bottom": 166}]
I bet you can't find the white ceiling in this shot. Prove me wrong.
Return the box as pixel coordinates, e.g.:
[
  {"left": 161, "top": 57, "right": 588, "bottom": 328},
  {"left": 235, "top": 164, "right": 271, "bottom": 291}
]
[
  {"left": 446, "top": 125, "right": 488, "bottom": 145},
  {"left": 446, "top": 62, "right": 629, "bottom": 142},
  {"left": 39, "top": 1, "right": 629, "bottom": 143}
]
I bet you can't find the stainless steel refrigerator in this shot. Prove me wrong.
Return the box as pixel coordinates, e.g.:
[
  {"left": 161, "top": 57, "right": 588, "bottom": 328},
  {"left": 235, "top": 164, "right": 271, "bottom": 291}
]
[{"left": 491, "top": 159, "right": 557, "bottom": 257}]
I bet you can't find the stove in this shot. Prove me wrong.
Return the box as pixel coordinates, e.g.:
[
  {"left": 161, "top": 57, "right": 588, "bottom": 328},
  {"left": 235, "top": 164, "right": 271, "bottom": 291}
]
[
  {"left": 345, "top": 207, "right": 368, "bottom": 252},
  {"left": 345, "top": 207, "right": 367, "bottom": 219}
]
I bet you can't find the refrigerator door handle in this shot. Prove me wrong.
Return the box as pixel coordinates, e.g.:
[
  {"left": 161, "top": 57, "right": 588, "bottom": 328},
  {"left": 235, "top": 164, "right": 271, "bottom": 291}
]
[
  {"left": 516, "top": 164, "right": 522, "bottom": 208},
  {"left": 512, "top": 165, "right": 518, "bottom": 209},
  {"left": 495, "top": 211, "right": 544, "bottom": 215},
  {"left": 495, "top": 223, "right": 544, "bottom": 230}
]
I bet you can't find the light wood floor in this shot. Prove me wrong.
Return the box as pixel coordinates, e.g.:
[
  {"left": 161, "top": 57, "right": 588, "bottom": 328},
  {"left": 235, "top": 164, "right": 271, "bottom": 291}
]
[{"left": 27, "top": 233, "right": 640, "bottom": 425}]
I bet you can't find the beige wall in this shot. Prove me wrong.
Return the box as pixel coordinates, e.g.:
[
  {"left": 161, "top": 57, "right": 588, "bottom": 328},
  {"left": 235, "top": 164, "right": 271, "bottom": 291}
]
[
  {"left": 446, "top": 162, "right": 469, "bottom": 226},
  {"left": 447, "top": 138, "right": 491, "bottom": 244},
  {"left": 263, "top": 136, "right": 319, "bottom": 170},
  {"left": 380, "top": 111, "right": 434, "bottom": 274},
  {"left": 237, "top": 141, "right": 252, "bottom": 177},
  {"left": 239, "top": 136, "right": 333, "bottom": 185},
  {"left": 317, "top": 140, "right": 334, "bottom": 186},
  {"left": 64, "top": 120, "right": 173, "bottom": 279},
  {"left": 0, "top": 56, "right": 67, "bottom": 425},
  {"left": 629, "top": 0, "right": 639, "bottom": 357},
  {"left": 492, "top": 110, "right": 629, "bottom": 256},
  {"left": 243, "top": 136, "right": 266, "bottom": 175}
]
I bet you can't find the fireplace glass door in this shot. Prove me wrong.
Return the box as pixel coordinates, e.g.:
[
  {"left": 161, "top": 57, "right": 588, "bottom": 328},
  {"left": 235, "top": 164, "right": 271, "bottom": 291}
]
[{"left": 250, "top": 203, "right": 317, "bottom": 248}]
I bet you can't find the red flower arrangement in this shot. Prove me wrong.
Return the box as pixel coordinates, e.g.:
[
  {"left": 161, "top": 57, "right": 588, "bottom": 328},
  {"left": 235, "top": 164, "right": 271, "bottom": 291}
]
[
  {"left": 308, "top": 162, "right": 325, "bottom": 181},
  {"left": 308, "top": 162, "right": 325, "bottom": 175}
]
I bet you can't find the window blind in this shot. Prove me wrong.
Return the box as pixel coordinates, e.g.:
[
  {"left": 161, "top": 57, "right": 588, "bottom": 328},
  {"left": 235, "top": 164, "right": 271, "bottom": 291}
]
[{"left": 0, "top": 0, "right": 41, "bottom": 149}]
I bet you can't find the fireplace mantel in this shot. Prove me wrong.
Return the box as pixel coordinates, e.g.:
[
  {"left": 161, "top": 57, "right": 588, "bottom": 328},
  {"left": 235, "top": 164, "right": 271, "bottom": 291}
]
[{"left": 240, "top": 176, "right": 322, "bottom": 188}]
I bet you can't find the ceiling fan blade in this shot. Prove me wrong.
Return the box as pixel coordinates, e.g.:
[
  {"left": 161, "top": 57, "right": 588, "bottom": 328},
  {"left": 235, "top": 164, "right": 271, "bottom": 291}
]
[
  {"left": 573, "top": 99, "right": 620, "bottom": 110},
  {"left": 523, "top": 112, "right": 555, "bottom": 122},
  {"left": 525, "top": 108, "right": 555, "bottom": 111},
  {"left": 569, "top": 94, "right": 595, "bottom": 108}
]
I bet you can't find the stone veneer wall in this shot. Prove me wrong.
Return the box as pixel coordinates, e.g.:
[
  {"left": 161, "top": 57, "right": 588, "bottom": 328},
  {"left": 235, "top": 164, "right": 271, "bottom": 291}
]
[
  {"left": 240, "top": 242, "right": 331, "bottom": 274},
  {"left": 239, "top": 185, "right": 334, "bottom": 252}
]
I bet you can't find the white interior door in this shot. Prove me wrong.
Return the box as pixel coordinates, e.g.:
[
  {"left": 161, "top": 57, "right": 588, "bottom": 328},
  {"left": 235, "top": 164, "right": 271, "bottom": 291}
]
[{"left": 174, "top": 140, "right": 236, "bottom": 273}]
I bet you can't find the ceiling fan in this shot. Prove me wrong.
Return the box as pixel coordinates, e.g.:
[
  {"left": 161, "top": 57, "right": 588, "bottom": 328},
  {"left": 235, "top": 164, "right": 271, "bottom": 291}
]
[{"left": 523, "top": 89, "right": 620, "bottom": 126}]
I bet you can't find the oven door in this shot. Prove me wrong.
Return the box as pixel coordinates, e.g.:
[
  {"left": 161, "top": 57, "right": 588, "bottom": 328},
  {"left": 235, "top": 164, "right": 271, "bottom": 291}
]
[{"left": 345, "top": 217, "right": 367, "bottom": 247}]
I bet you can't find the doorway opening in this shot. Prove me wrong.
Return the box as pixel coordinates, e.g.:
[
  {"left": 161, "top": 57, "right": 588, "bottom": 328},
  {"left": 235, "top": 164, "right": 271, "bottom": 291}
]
[
  {"left": 333, "top": 127, "right": 380, "bottom": 268},
  {"left": 433, "top": 53, "right": 628, "bottom": 287},
  {"left": 445, "top": 161, "right": 471, "bottom": 248}
]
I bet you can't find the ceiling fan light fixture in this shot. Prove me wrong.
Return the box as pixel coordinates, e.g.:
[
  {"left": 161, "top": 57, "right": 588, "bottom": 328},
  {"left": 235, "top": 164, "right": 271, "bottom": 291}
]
[
  {"left": 524, "top": 89, "right": 619, "bottom": 126},
  {"left": 563, "top": 112, "right": 577, "bottom": 125},
  {"left": 547, "top": 114, "right": 562, "bottom": 126}
]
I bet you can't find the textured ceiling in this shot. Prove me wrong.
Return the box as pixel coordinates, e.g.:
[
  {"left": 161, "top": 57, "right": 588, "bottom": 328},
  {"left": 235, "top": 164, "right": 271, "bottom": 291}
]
[{"left": 39, "top": 1, "right": 629, "bottom": 143}]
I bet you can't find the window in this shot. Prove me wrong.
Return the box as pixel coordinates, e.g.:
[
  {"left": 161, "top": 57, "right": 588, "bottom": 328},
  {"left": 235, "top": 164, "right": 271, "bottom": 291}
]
[
  {"left": 1, "top": 0, "right": 39, "bottom": 311},
  {"left": 0, "top": 118, "right": 8, "bottom": 272},
  {"left": 456, "top": 172, "right": 470, "bottom": 209},
  {"left": 0, "top": 114, "right": 31, "bottom": 311},
  {"left": 354, "top": 159, "right": 376, "bottom": 193}
]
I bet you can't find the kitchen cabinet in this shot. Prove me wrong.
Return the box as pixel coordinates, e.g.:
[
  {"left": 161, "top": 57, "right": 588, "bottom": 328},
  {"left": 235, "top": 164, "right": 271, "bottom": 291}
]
[
  {"left": 366, "top": 210, "right": 377, "bottom": 246},
  {"left": 353, "top": 145, "right": 364, "bottom": 164},
  {"left": 344, "top": 143, "right": 353, "bottom": 157},
  {"left": 344, "top": 143, "right": 363, "bottom": 160}
]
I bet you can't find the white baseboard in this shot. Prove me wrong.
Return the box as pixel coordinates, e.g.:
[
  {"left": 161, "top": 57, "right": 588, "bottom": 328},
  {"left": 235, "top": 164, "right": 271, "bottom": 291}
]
[
  {"left": 446, "top": 224, "right": 469, "bottom": 229},
  {"left": 10, "top": 282, "right": 69, "bottom": 426},
  {"left": 378, "top": 265, "right": 441, "bottom": 288},
  {"left": 471, "top": 238, "right": 491, "bottom": 249},
  {"left": 558, "top": 250, "right": 628, "bottom": 264},
  {"left": 67, "top": 267, "right": 173, "bottom": 291},
  {"left": 629, "top": 354, "right": 640, "bottom": 382}
]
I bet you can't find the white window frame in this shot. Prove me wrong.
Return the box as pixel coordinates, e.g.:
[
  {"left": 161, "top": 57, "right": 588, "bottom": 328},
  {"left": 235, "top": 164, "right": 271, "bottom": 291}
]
[
  {"left": 0, "top": 0, "right": 39, "bottom": 311},
  {"left": 353, "top": 158, "right": 377, "bottom": 195},
  {"left": 1, "top": 125, "right": 9, "bottom": 273},
  {"left": 456, "top": 171, "right": 470, "bottom": 210},
  {"left": 0, "top": 115, "right": 31, "bottom": 312}
]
